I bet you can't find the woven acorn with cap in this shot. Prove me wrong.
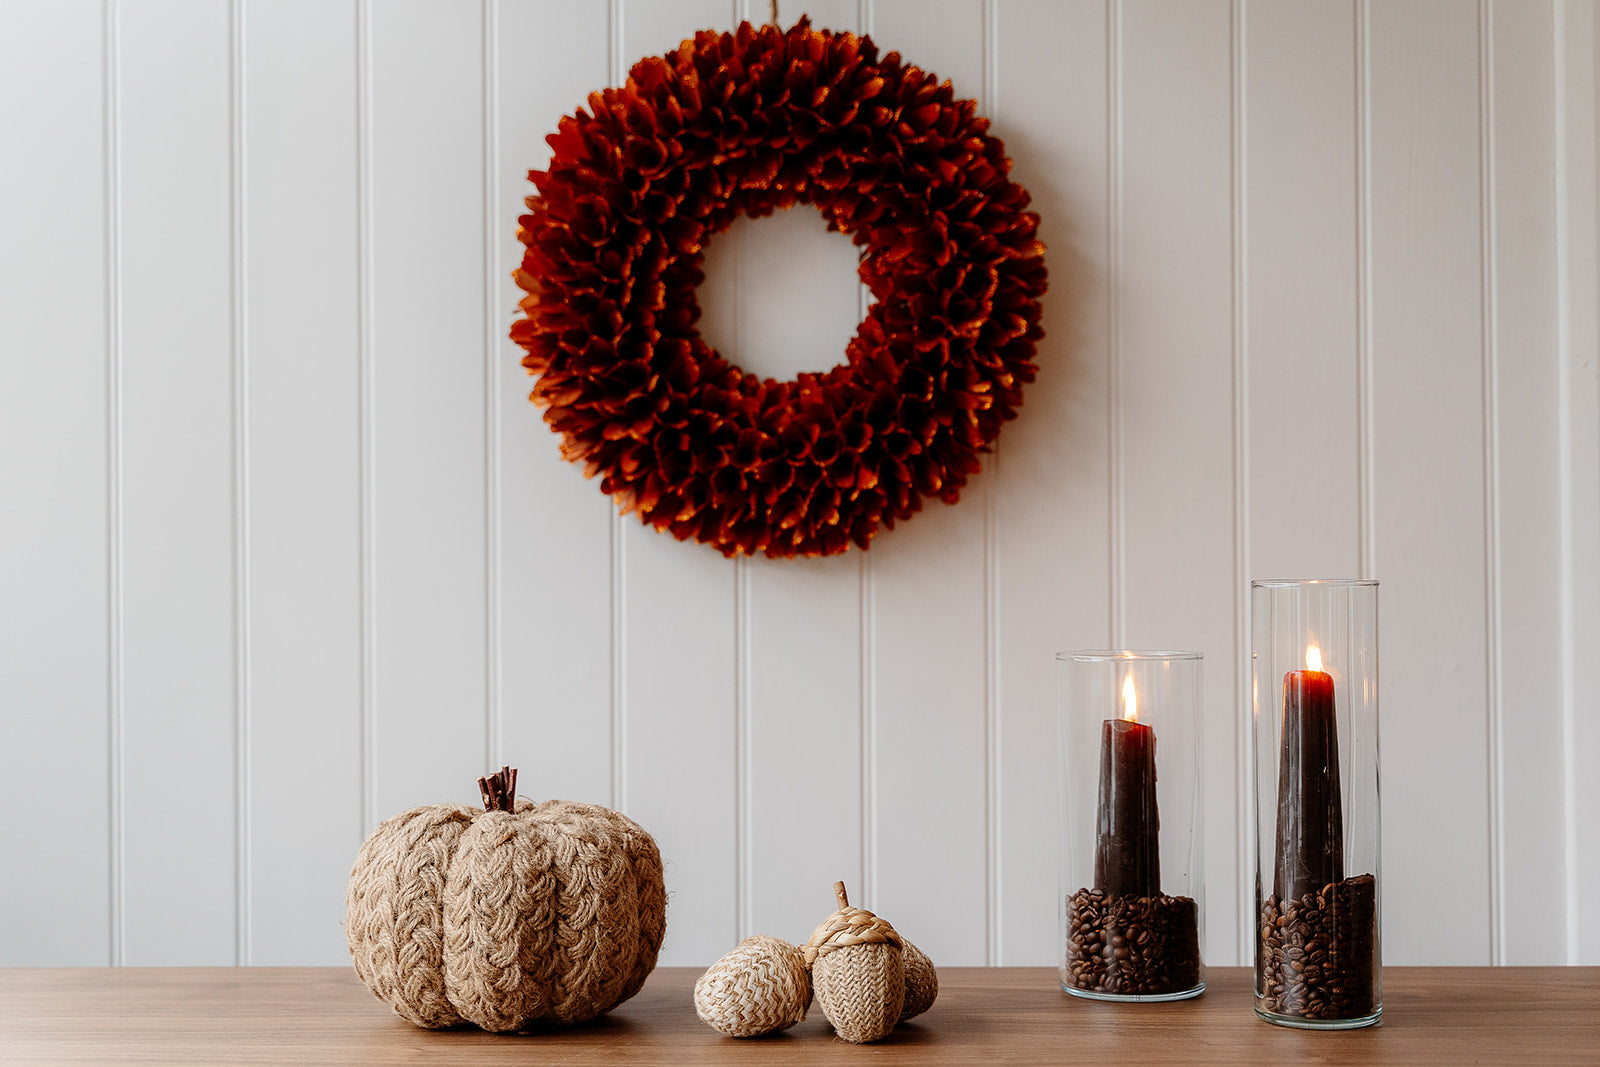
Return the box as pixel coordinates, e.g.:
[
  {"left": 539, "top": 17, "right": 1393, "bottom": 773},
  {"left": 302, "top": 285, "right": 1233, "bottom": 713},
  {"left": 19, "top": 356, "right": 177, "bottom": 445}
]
[
  {"left": 804, "top": 880, "right": 936, "bottom": 1043},
  {"left": 345, "top": 767, "right": 667, "bottom": 1032}
]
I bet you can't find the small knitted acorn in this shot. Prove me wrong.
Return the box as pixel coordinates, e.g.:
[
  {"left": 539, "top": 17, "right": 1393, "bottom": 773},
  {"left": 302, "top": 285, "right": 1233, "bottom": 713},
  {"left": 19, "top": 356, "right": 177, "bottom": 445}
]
[
  {"left": 804, "top": 881, "right": 905, "bottom": 1043},
  {"left": 694, "top": 935, "right": 812, "bottom": 1037}
]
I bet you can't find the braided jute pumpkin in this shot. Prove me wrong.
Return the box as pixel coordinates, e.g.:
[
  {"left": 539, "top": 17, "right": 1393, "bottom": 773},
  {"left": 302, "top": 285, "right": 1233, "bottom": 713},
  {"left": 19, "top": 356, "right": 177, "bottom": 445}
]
[{"left": 346, "top": 767, "right": 667, "bottom": 1031}]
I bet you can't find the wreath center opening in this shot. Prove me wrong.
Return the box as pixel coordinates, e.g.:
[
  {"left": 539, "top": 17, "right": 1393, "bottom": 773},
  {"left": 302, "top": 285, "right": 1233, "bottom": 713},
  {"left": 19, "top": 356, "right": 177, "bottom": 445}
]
[{"left": 695, "top": 204, "right": 870, "bottom": 384}]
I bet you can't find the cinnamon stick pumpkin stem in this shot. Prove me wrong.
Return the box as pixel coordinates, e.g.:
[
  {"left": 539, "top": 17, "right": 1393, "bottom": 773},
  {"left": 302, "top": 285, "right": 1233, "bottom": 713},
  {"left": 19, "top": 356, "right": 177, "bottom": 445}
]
[
  {"left": 477, "top": 766, "right": 520, "bottom": 812},
  {"left": 834, "top": 880, "right": 850, "bottom": 910}
]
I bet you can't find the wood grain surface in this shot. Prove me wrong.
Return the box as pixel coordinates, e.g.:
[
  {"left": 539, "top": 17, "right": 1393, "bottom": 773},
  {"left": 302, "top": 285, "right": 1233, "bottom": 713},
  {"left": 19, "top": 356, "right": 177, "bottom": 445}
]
[{"left": 1, "top": 967, "right": 1595, "bottom": 1064}]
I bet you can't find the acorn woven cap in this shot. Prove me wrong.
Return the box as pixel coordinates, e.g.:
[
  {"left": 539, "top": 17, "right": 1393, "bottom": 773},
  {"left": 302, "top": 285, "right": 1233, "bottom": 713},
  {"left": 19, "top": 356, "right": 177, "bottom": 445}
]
[{"left": 804, "top": 905, "right": 903, "bottom": 966}]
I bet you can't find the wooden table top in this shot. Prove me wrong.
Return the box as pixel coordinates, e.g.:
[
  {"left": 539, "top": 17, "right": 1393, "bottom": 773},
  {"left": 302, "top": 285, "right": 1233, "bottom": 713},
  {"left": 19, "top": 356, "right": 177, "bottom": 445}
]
[{"left": 1, "top": 966, "right": 1595, "bottom": 1064}]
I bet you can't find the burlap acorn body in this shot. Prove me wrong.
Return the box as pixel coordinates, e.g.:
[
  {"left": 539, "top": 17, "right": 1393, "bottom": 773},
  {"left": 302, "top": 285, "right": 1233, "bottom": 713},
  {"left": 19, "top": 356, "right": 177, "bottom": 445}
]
[
  {"left": 811, "top": 941, "right": 904, "bottom": 1043},
  {"left": 694, "top": 935, "right": 812, "bottom": 1037},
  {"left": 805, "top": 890, "right": 906, "bottom": 1044},
  {"left": 347, "top": 786, "right": 666, "bottom": 1032}
]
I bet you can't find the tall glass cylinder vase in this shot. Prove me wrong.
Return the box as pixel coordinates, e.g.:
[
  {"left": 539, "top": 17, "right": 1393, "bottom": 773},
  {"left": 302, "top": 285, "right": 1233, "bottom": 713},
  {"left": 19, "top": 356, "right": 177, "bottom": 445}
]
[
  {"left": 1250, "top": 580, "right": 1381, "bottom": 1028},
  {"left": 1057, "top": 651, "right": 1204, "bottom": 1001}
]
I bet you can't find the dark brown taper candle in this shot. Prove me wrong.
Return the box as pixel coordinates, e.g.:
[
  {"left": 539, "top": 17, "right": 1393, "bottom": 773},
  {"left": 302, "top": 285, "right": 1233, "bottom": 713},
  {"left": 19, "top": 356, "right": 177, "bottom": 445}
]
[
  {"left": 1094, "top": 716, "right": 1160, "bottom": 898},
  {"left": 1273, "top": 659, "right": 1345, "bottom": 901}
]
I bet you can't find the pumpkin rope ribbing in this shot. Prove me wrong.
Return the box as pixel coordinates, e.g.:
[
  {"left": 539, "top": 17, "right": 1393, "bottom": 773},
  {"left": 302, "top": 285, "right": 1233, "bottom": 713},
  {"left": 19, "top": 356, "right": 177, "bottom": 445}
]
[{"left": 347, "top": 804, "right": 476, "bottom": 1028}]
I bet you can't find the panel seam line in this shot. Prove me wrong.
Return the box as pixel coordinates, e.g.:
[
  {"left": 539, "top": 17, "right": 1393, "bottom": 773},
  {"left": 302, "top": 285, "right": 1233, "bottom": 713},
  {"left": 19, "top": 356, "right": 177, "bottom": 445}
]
[
  {"left": 1230, "top": 0, "right": 1251, "bottom": 969},
  {"left": 230, "top": 0, "right": 253, "bottom": 967},
  {"left": 103, "top": 0, "right": 126, "bottom": 969},
  {"left": 1108, "top": 0, "right": 1125, "bottom": 648},
  {"left": 733, "top": 0, "right": 752, "bottom": 940},
  {"left": 858, "top": 0, "right": 877, "bottom": 911},
  {"left": 356, "top": 0, "right": 377, "bottom": 837},
  {"left": 981, "top": 0, "right": 1002, "bottom": 968},
  {"left": 483, "top": 0, "right": 502, "bottom": 772},
  {"left": 608, "top": 0, "right": 628, "bottom": 812},
  {"left": 1356, "top": 1, "right": 1376, "bottom": 579},
  {"left": 1477, "top": 0, "right": 1506, "bottom": 968}
]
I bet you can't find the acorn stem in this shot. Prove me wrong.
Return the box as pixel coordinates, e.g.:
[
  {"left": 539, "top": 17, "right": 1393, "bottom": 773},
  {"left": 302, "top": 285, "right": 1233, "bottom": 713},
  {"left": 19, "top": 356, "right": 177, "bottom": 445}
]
[
  {"left": 477, "top": 766, "right": 518, "bottom": 812},
  {"left": 833, "top": 880, "right": 850, "bottom": 910}
]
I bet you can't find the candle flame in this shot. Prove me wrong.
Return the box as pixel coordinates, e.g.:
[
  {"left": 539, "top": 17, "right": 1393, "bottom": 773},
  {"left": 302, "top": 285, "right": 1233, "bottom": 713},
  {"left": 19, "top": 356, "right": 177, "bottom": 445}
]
[
  {"left": 1122, "top": 673, "right": 1138, "bottom": 722},
  {"left": 1306, "top": 644, "right": 1323, "bottom": 672}
]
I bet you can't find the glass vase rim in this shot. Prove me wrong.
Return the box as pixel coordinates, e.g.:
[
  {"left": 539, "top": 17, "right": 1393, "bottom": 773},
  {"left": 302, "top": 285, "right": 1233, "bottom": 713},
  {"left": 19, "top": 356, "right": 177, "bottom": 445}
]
[
  {"left": 1054, "top": 649, "right": 1203, "bottom": 662},
  {"left": 1250, "top": 577, "right": 1379, "bottom": 588}
]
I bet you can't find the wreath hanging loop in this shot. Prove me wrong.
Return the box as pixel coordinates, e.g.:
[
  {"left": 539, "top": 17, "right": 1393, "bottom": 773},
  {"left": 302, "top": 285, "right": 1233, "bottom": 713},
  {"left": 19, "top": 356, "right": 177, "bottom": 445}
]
[{"left": 512, "top": 18, "right": 1048, "bottom": 558}]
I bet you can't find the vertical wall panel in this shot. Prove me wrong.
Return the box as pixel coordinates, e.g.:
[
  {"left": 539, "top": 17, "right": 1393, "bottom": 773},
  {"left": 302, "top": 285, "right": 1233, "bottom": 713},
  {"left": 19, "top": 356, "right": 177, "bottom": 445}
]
[
  {"left": 1556, "top": 0, "right": 1600, "bottom": 966},
  {"left": 367, "top": 1, "right": 488, "bottom": 817},
  {"left": 1242, "top": 1, "right": 1362, "bottom": 578},
  {"left": 1484, "top": 0, "right": 1564, "bottom": 965},
  {"left": 1240, "top": 0, "right": 1363, "bottom": 970},
  {"left": 993, "top": 0, "right": 1114, "bottom": 966},
  {"left": 0, "top": 0, "right": 112, "bottom": 965},
  {"left": 620, "top": 496, "right": 737, "bottom": 967},
  {"left": 731, "top": 0, "right": 870, "bottom": 945},
  {"left": 1367, "top": 0, "right": 1492, "bottom": 964},
  {"left": 733, "top": 225, "right": 870, "bottom": 931},
  {"left": 117, "top": 0, "right": 239, "bottom": 965},
  {"left": 243, "top": 0, "right": 363, "bottom": 966},
  {"left": 868, "top": 0, "right": 991, "bottom": 967},
  {"left": 620, "top": 0, "right": 742, "bottom": 966},
  {"left": 1117, "top": 0, "right": 1240, "bottom": 964},
  {"left": 495, "top": 3, "right": 615, "bottom": 805},
  {"left": 743, "top": 547, "right": 864, "bottom": 943}
]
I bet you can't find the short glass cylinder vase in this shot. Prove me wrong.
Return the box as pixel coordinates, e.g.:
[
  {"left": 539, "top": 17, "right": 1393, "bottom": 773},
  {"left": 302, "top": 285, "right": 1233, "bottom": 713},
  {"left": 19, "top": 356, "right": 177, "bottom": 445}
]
[
  {"left": 1250, "top": 579, "right": 1381, "bottom": 1029},
  {"left": 1057, "top": 651, "right": 1204, "bottom": 1002}
]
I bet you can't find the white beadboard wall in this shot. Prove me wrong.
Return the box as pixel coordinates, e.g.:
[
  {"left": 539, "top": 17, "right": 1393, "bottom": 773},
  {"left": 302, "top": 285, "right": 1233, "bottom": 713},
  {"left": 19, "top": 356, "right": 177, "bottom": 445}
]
[{"left": 1, "top": 0, "right": 1596, "bottom": 969}]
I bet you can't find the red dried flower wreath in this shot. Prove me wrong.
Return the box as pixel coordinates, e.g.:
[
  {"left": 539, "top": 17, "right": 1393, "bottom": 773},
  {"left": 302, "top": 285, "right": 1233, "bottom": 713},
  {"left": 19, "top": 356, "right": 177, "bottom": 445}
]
[{"left": 511, "top": 18, "right": 1047, "bottom": 558}]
